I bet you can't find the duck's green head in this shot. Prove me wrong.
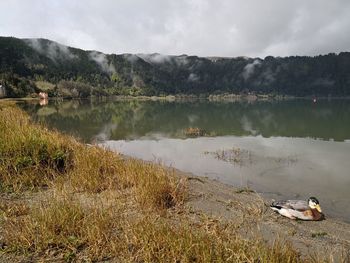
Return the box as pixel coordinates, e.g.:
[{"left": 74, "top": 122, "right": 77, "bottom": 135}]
[{"left": 308, "top": 197, "right": 322, "bottom": 213}]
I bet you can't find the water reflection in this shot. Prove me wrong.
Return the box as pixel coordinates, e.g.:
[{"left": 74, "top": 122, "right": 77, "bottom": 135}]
[{"left": 20, "top": 99, "right": 350, "bottom": 142}]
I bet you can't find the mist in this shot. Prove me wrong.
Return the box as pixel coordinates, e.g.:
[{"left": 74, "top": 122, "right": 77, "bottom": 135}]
[
  {"left": 242, "top": 60, "right": 261, "bottom": 81},
  {"left": 1, "top": 0, "right": 349, "bottom": 57},
  {"left": 89, "top": 51, "right": 116, "bottom": 74},
  {"left": 24, "top": 38, "right": 76, "bottom": 61}
]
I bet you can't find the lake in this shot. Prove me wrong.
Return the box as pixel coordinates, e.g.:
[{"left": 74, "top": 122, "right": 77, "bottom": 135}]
[{"left": 19, "top": 98, "right": 350, "bottom": 222}]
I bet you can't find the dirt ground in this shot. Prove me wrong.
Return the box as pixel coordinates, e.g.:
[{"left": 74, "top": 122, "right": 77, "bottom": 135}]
[{"left": 183, "top": 172, "right": 350, "bottom": 261}]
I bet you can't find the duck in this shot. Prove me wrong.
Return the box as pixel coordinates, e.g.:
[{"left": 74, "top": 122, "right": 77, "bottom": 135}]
[{"left": 270, "top": 197, "right": 324, "bottom": 220}]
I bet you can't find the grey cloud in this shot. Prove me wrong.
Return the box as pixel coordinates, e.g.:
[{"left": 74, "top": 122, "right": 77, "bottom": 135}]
[
  {"left": 123, "top": 54, "right": 141, "bottom": 64},
  {"left": 188, "top": 73, "right": 200, "bottom": 82},
  {"left": 174, "top": 56, "right": 190, "bottom": 66},
  {"left": 24, "top": 38, "right": 76, "bottom": 61},
  {"left": 89, "top": 51, "right": 116, "bottom": 73},
  {"left": 242, "top": 60, "right": 261, "bottom": 81},
  {"left": 1, "top": 0, "right": 350, "bottom": 57},
  {"left": 137, "top": 53, "right": 172, "bottom": 64}
]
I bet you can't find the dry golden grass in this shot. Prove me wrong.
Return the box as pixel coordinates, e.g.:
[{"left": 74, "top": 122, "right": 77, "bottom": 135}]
[
  {"left": 122, "top": 159, "right": 187, "bottom": 210},
  {"left": 0, "top": 104, "right": 325, "bottom": 262},
  {"left": 2, "top": 193, "right": 305, "bottom": 263},
  {"left": 2, "top": 194, "right": 123, "bottom": 261},
  {"left": 123, "top": 215, "right": 304, "bottom": 263},
  {"left": 66, "top": 145, "right": 125, "bottom": 193},
  {"left": 0, "top": 200, "right": 30, "bottom": 218},
  {"left": 0, "top": 106, "right": 185, "bottom": 210},
  {"left": 0, "top": 107, "right": 75, "bottom": 192},
  {"left": 64, "top": 144, "right": 186, "bottom": 210},
  {"left": 184, "top": 127, "right": 207, "bottom": 137}
]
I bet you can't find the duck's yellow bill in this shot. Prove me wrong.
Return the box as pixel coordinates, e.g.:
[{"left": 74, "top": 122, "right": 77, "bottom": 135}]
[{"left": 315, "top": 204, "right": 322, "bottom": 213}]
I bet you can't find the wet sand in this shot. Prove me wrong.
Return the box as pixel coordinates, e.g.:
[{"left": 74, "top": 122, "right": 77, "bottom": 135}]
[{"left": 181, "top": 171, "right": 350, "bottom": 260}]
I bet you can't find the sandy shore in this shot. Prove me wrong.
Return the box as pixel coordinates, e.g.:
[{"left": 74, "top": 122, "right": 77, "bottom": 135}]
[
  {"left": 181, "top": 171, "right": 350, "bottom": 260},
  {"left": 118, "top": 152, "right": 350, "bottom": 260}
]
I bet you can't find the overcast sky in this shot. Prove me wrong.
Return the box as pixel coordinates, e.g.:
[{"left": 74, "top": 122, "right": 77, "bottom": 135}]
[{"left": 1, "top": 0, "right": 350, "bottom": 57}]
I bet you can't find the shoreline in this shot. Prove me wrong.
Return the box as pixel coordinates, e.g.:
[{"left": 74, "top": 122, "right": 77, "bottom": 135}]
[
  {"left": 180, "top": 171, "right": 350, "bottom": 259},
  {"left": 1, "top": 101, "right": 350, "bottom": 261},
  {"left": 119, "top": 151, "right": 350, "bottom": 259},
  {"left": 2, "top": 94, "right": 350, "bottom": 103}
]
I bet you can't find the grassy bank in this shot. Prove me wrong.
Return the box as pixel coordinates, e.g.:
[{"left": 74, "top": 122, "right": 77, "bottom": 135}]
[{"left": 0, "top": 103, "right": 325, "bottom": 262}]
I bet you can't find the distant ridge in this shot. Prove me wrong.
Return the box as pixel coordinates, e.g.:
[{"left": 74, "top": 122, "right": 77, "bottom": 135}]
[{"left": 0, "top": 36, "right": 350, "bottom": 98}]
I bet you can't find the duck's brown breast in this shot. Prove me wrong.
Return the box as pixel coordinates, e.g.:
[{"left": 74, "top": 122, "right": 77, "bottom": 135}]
[{"left": 311, "top": 209, "right": 323, "bottom": 220}]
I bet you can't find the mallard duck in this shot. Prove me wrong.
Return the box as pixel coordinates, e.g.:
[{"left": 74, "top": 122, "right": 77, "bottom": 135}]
[{"left": 270, "top": 197, "right": 323, "bottom": 220}]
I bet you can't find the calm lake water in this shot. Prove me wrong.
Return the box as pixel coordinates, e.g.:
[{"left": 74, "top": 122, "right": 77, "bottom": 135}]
[{"left": 20, "top": 99, "right": 350, "bottom": 222}]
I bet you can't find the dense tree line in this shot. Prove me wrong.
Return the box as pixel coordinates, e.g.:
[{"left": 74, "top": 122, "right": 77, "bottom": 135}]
[{"left": 0, "top": 36, "right": 349, "bottom": 98}]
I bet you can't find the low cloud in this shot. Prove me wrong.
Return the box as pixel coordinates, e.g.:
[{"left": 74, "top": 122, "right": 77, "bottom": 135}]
[
  {"left": 89, "top": 51, "right": 115, "bottom": 74},
  {"left": 242, "top": 60, "right": 261, "bottom": 81},
  {"left": 138, "top": 53, "right": 172, "bottom": 64},
  {"left": 174, "top": 56, "right": 190, "bottom": 66},
  {"left": 123, "top": 54, "right": 140, "bottom": 63},
  {"left": 188, "top": 73, "right": 200, "bottom": 82},
  {"left": 24, "top": 38, "right": 76, "bottom": 61}
]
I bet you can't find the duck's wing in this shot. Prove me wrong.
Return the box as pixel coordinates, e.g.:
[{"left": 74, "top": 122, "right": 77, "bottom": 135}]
[
  {"left": 271, "top": 200, "right": 309, "bottom": 212},
  {"left": 287, "top": 208, "right": 315, "bottom": 220}
]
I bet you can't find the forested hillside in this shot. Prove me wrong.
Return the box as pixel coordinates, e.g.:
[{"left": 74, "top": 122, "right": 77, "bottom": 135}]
[{"left": 1, "top": 36, "right": 350, "bottom": 98}]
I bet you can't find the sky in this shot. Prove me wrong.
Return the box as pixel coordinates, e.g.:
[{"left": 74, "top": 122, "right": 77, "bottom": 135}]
[{"left": 1, "top": 0, "right": 350, "bottom": 57}]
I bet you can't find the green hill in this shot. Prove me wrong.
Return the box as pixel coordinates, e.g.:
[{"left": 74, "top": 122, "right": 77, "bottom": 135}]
[{"left": 1, "top": 36, "right": 350, "bottom": 98}]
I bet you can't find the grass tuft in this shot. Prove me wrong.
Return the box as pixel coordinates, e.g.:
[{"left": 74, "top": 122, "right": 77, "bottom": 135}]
[
  {"left": 0, "top": 107, "right": 74, "bottom": 191},
  {"left": 124, "top": 160, "right": 186, "bottom": 210},
  {"left": 0, "top": 106, "right": 185, "bottom": 210},
  {"left": 2, "top": 194, "right": 122, "bottom": 261},
  {"left": 235, "top": 186, "right": 255, "bottom": 194},
  {"left": 126, "top": 216, "right": 303, "bottom": 263},
  {"left": 311, "top": 231, "right": 328, "bottom": 238},
  {"left": 0, "top": 200, "right": 30, "bottom": 218}
]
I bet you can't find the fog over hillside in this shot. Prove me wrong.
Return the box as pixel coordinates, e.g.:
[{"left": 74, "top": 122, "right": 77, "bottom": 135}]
[{"left": 0, "top": 36, "right": 350, "bottom": 98}]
